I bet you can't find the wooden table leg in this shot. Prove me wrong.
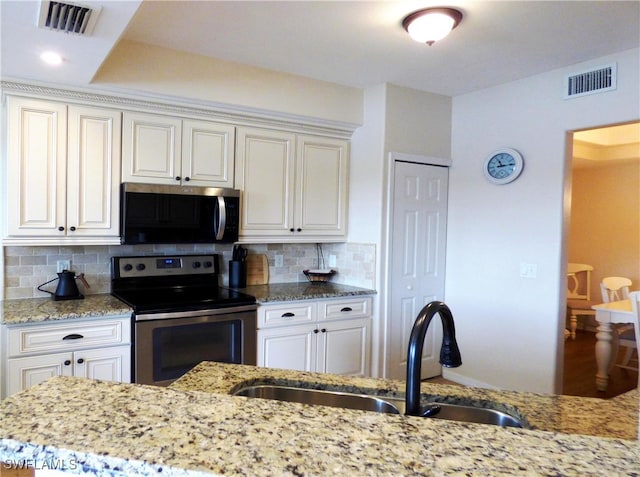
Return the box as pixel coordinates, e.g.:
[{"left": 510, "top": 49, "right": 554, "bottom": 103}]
[
  {"left": 595, "top": 321, "right": 613, "bottom": 391},
  {"left": 570, "top": 313, "right": 578, "bottom": 340}
]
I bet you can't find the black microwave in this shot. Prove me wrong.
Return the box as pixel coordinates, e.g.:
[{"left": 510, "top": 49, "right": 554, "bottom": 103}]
[{"left": 120, "top": 183, "right": 240, "bottom": 245}]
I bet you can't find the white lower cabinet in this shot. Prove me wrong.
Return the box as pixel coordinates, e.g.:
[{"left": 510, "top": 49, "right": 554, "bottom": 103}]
[
  {"left": 257, "top": 296, "right": 372, "bottom": 376},
  {"left": 3, "top": 316, "right": 131, "bottom": 397}
]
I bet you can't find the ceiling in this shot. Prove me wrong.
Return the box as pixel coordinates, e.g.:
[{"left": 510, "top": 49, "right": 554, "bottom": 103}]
[
  {"left": 573, "top": 122, "right": 640, "bottom": 168},
  {"left": 1, "top": 1, "right": 639, "bottom": 97}
]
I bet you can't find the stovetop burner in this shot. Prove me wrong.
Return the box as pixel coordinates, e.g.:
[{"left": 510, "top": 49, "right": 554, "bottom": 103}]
[{"left": 111, "top": 254, "right": 255, "bottom": 315}]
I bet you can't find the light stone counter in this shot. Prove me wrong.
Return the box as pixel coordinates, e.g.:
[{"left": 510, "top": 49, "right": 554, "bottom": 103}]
[
  {"left": 236, "top": 282, "right": 376, "bottom": 303},
  {"left": 1, "top": 362, "right": 638, "bottom": 476},
  {"left": 1, "top": 294, "right": 132, "bottom": 325}
]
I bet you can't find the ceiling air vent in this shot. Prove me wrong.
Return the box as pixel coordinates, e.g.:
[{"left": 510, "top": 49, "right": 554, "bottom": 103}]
[
  {"left": 564, "top": 63, "right": 617, "bottom": 99},
  {"left": 37, "top": 1, "right": 101, "bottom": 35}
]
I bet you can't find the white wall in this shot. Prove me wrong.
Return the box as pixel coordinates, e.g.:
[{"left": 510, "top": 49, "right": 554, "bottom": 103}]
[
  {"left": 94, "top": 40, "right": 363, "bottom": 126},
  {"left": 349, "top": 84, "right": 452, "bottom": 377},
  {"left": 350, "top": 84, "right": 387, "bottom": 376},
  {"left": 445, "top": 48, "right": 640, "bottom": 393}
]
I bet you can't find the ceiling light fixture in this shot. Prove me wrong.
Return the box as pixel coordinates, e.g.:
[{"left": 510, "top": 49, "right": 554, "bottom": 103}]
[
  {"left": 402, "top": 7, "right": 463, "bottom": 46},
  {"left": 40, "top": 51, "right": 63, "bottom": 65}
]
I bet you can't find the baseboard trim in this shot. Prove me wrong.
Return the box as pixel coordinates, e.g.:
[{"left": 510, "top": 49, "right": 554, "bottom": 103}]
[{"left": 441, "top": 369, "right": 502, "bottom": 390}]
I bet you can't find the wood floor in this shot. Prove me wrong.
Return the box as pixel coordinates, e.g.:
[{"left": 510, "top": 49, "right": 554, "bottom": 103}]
[{"left": 562, "top": 330, "right": 638, "bottom": 398}]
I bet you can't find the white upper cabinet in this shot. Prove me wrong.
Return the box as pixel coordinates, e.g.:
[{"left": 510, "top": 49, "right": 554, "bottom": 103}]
[
  {"left": 5, "top": 96, "right": 121, "bottom": 244},
  {"left": 122, "top": 111, "right": 235, "bottom": 188},
  {"left": 295, "top": 134, "right": 349, "bottom": 238},
  {"left": 235, "top": 127, "right": 349, "bottom": 242}
]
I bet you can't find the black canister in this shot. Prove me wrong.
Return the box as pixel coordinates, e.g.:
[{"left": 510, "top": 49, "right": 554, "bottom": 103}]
[{"left": 228, "top": 260, "right": 247, "bottom": 288}]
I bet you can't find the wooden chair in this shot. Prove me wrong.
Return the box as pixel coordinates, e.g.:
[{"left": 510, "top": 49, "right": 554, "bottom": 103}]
[
  {"left": 566, "top": 263, "right": 597, "bottom": 339},
  {"left": 601, "top": 277, "right": 637, "bottom": 371}
]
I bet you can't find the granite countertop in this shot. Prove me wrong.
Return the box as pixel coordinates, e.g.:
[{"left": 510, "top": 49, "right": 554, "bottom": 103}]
[
  {"left": 1, "top": 294, "right": 133, "bottom": 325},
  {"left": 1, "top": 362, "right": 638, "bottom": 476},
  {"left": 1, "top": 284, "right": 373, "bottom": 326},
  {"left": 236, "top": 282, "right": 376, "bottom": 303}
]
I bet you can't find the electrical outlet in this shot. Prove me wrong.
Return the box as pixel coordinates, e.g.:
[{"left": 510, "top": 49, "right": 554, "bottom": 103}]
[
  {"left": 328, "top": 254, "right": 337, "bottom": 268},
  {"left": 57, "top": 260, "right": 71, "bottom": 272},
  {"left": 275, "top": 254, "right": 284, "bottom": 268},
  {"left": 519, "top": 262, "right": 537, "bottom": 279}
]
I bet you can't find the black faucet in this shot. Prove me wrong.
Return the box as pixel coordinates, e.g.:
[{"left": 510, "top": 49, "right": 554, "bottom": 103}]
[{"left": 405, "top": 301, "right": 462, "bottom": 417}]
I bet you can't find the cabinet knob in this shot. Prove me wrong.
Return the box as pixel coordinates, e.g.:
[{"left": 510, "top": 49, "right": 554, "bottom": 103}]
[
  {"left": 69, "top": 226, "right": 76, "bottom": 232},
  {"left": 340, "top": 307, "right": 353, "bottom": 312},
  {"left": 321, "top": 328, "right": 327, "bottom": 333},
  {"left": 184, "top": 176, "right": 190, "bottom": 182},
  {"left": 77, "top": 358, "right": 84, "bottom": 364},
  {"left": 289, "top": 228, "right": 295, "bottom": 232},
  {"left": 313, "top": 329, "right": 319, "bottom": 334},
  {"left": 64, "top": 360, "right": 71, "bottom": 366},
  {"left": 296, "top": 228, "right": 302, "bottom": 232},
  {"left": 175, "top": 176, "right": 181, "bottom": 181},
  {"left": 281, "top": 312, "right": 295, "bottom": 318},
  {"left": 58, "top": 226, "right": 65, "bottom": 232}
]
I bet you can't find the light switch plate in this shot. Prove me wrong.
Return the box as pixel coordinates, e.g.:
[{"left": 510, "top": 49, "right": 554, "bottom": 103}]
[
  {"left": 57, "top": 260, "right": 71, "bottom": 272},
  {"left": 519, "top": 262, "right": 537, "bottom": 279}
]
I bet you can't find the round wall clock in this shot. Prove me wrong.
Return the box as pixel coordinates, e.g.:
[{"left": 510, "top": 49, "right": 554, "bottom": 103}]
[{"left": 483, "top": 148, "right": 524, "bottom": 184}]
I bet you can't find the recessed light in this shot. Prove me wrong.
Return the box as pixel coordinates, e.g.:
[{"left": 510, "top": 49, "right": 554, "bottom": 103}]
[{"left": 40, "top": 51, "right": 63, "bottom": 65}]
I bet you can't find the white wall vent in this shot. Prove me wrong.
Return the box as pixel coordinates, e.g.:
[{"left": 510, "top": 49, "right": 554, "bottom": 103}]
[
  {"left": 564, "top": 63, "right": 617, "bottom": 99},
  {"left": 37, "top": 1, "right": 101, "bottom": 35}
]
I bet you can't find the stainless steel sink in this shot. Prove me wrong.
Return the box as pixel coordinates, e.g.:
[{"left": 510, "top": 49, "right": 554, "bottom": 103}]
[{"left": 232, "top": 384, "right": 525, "bottom": 428}]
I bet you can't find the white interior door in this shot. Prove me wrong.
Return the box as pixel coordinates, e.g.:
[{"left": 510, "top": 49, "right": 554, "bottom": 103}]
[{"left": 387, "top": 160, "right": 449, "bottom": 380}]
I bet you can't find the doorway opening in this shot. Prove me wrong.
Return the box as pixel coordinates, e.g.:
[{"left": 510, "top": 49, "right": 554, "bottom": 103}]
[{"left": 562, "top": 121, "right": 640, "bottom": 398}]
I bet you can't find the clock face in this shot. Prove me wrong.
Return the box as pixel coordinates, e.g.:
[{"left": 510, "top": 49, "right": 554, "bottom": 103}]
[{"left": 484, "top": 149, "right": 523, "bottom": 184}]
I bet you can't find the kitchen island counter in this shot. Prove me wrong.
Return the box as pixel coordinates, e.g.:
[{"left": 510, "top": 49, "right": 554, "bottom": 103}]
[{"left": 1, "top": 362, "right": 638, "bottom": 476}]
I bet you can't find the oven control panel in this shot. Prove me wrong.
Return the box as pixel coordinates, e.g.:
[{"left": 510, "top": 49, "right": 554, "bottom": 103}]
[{"left": 113, "top": 255, "right": 219, "bottom": 278}]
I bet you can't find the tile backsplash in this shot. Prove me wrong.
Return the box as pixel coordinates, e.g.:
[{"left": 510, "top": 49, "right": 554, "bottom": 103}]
[{"left": 3, "top": 242, "right": 376, "bottom": 300}]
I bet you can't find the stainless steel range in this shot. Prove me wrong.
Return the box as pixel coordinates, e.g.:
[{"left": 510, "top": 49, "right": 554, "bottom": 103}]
[{"left": 111, "top": 254, "right": 257, "bottom": 386}]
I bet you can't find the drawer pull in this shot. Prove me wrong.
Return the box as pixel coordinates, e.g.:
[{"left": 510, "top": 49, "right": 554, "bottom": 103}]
[
  {"left": 77, "top": 358, "right": 84, "bottom": 364},
  {"left": 62, "top": 333, "right": 84, "bottom": 340},
  {"left": 281, "top": 312, "right": 295, "bottom": 318},
  {"left": 64, "top": 360, "right": 71, "bottom": 366},
  {"left": 340, "top": 307, "right": 353, "bottom": 312}
]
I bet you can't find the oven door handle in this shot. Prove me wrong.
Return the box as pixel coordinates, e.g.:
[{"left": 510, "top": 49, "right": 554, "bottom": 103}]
[{"left": 214, "top": 196, "right": 227, "bottom": 241}]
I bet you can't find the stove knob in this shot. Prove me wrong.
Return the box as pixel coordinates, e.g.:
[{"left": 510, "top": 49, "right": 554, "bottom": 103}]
[
  {"left": 203, "top": 261, "right": 213, "bottom": 268},
  {"left": 123, "top": 264, "right": 133, "bottom": 272},
  {"left": 192, "top": 261, "right": 201, "bottom": 268},
  {"left": 136, "top": 263, "right": 146, "bottom": 271}
]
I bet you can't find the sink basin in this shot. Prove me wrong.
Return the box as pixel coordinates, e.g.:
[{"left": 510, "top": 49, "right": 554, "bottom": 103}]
[{"left": 232, "top": 384, "right": 525, "bottom": 428}]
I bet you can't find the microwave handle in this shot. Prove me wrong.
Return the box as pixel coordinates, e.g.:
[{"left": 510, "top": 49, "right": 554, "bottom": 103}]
[{"left": 215, "top": 196, "right": 227, "bottom": 240}]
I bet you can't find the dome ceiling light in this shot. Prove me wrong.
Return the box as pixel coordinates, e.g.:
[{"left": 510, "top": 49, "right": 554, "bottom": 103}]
[{"left": 402, "top": 7, "right": 463, "bottom": 46}]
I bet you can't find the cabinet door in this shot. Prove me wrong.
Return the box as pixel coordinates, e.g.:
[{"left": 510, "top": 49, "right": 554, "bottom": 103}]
[
  {"left": 73, "top": 345, "right": 131, "bottom": 383},
  {"left": 7, "top": 352, "right": 73, "bottom": 396},
  {"left": 317, "top": 318, "right": 371, "bottom": 376},
  {"left": 182, "top": 119, "right": 235, "bottom": 187},
  {"left": 295, "top": 135, "right": 348, "bottom": 238},
  {"left": 66, "top": 105, "right": 122, "bottom": 236},
  {"left": 236, "top": 127, "right": 296, "bottom": 237},
  {"left": 6, "top": 97, "right": 67, "bottom": 236},
  {"left": 257, "top": 325, "right": 316, "bottom": 372},
  {"left": 122, "top": 111, "right": 182, "bottom": 184}
]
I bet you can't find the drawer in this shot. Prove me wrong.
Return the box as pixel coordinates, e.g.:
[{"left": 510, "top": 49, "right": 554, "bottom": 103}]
[
  {"left": 258, "top": 302, "right": 316, "bottom": 328},
  {"left": 319, "top": 297, "right": 372, "bottom": 321},
  {"left": 7, "top": 317, "right": 131, "bottom": 357}
]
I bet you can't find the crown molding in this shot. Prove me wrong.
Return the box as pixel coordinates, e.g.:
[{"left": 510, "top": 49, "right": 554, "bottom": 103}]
[{"left": 1, "top": 79, "right": 359, "bottom": 138}]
